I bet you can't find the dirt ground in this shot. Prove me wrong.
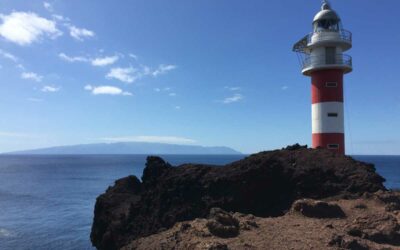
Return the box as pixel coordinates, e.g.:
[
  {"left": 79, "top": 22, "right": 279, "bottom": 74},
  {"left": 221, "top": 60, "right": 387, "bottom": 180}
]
[{"left": 123, "top": 194, "right": 400, "bottom": 250}]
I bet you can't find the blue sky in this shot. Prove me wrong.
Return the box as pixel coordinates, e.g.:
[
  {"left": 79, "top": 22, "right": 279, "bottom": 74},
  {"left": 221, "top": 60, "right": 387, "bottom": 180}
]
[{"left": 0, "top": 0, "right": 399, "bottom": 154}]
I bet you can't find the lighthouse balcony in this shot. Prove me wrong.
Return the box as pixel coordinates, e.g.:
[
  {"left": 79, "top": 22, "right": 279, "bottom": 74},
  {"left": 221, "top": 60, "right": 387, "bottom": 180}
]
[
  {"left": 293, "top": 30, "right": 352, "bottom": 53},
  {"left": 308, "top": 29, "right": 352, "bottom": 50},
  {"left": 301, "top": 54, "right": 352, "bottom": 75}
]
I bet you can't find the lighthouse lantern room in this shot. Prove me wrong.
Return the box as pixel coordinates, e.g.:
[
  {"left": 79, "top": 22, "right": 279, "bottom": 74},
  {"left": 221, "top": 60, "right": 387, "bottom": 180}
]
[{"left": 293, "top": 1, "right": 352, "bottom": 155}]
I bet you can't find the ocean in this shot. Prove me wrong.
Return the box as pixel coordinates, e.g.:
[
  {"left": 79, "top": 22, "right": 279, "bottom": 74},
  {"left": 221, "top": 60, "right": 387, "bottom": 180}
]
[{"left": 0, "top": 154, "right": 398, "bottom": 250}]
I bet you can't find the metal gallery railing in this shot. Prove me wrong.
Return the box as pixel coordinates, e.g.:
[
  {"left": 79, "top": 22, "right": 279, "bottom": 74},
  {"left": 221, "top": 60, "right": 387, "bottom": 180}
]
[
  {"left": 302, "top": 54, "right": 352, "bottom": 70},
  {"left": 307, "top": 29, "right": 352, "bottom": 44},
  {"left": 293, "top": 29, "right": 352, "bottom": 53}
]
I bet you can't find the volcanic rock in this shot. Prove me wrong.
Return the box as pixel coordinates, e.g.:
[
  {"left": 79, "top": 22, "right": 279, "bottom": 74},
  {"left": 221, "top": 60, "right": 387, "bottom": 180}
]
[
  {"left": 291, "top": 199, "right": 346, "bottom": 218},
  {"left": 347, "top": 213, "right": 400, "bottom": 245},
  {"left": 206, "top": 208, "right": 240, "bottom": 238},
  {"left": 328, "top": 235, "right": 370, "bottom": 250},
  {"left": 91, "top": 145, "right": 386, "bottom": 250},
  {"left": 374, "top": 191, "right": 400, "bottom": 212}
]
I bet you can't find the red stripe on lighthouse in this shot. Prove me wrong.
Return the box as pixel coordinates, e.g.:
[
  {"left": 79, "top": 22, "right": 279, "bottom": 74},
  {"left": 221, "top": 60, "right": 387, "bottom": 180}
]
[
  {"left": 311, "top": 69, "right": 345, "bottom": 154},
  {"left": 312, "top": 133, "right": 345, "bottom": 154},
  {"left": 311, "top": 69, "right": 344, "bottom": 104}
]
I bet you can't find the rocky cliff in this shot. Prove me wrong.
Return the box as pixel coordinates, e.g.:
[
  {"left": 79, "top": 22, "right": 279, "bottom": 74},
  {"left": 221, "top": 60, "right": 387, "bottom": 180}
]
[{"left": 91, "top": 145, "right": 387, "bottom": 250}]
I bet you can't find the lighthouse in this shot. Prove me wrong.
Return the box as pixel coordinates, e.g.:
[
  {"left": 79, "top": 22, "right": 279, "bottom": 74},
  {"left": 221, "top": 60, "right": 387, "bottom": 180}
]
[{"left": 293, "top": 1, "right": 352, "bottom": 155}]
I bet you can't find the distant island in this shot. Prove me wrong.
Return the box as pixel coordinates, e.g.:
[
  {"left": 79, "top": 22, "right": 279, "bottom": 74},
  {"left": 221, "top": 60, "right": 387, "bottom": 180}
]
[{"left": 5, "top": 142, "right": 242, "bottom": 155}]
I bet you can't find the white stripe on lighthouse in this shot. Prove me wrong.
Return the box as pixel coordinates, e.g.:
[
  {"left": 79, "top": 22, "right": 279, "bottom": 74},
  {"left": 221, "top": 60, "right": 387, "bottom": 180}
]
[{"left": 312, "top": 102, "right": 344, "bottom": 134}]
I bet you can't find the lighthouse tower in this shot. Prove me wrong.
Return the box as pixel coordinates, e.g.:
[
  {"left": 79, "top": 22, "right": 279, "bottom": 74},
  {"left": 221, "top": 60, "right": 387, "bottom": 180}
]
[{"left": 293, "top": 1, "right": 352, "bottom": 155}]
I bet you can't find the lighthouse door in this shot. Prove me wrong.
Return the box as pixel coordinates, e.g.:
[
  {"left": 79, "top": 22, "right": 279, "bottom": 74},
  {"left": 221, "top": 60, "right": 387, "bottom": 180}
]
[{"left": 326, "top": 47, "right": 336, "bottom": 64}]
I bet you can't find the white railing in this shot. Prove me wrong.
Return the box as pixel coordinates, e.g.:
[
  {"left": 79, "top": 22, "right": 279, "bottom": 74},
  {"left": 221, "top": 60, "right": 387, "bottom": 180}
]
[
  {"left": 293, "top": 29, "right": 352, "bottom": 53},
  {"left": 302, "top": 54, "right": 352, "bottom": 70},
  {"left": 307, "top": 29, "right": 352, "bottom": 44}
]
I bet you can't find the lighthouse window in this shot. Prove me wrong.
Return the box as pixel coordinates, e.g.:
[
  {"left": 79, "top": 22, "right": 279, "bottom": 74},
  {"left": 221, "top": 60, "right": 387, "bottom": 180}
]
[
  {"left": 327, "top": 113, "right": 338, "bottom": 117},
  {"left": 316, "top": 19, "right": 339, "bottom": 32},
  {"left": 326, "top": 82, "right": 338, "bottom": 87},
  {"left": 327, "top": 144, "right": 339, "bottom": 149}
]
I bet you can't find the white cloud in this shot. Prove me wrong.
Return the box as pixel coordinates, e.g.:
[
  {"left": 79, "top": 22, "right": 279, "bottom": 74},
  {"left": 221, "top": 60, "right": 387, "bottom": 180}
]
[
  {"left": 154, "top": 87, "right": 177, "bottom": 96},
  {"left": 16, "top": 64, "right": 25, "bottom": 70},
  {"left": 0, "top": 131, "right": 34, "bottom": 138},
  {"left": 129, "top": 53, "right": 138, "bottom": 60},
  {"left": 52, "top": 14, "right": 69, "bottom": 22},
  {"left": 281, "top": 85, "right": 288, "bottom": 90},
  {"left": 58, "top": 53, "right": 89, "bottom": 63},
  {"left": 0, "top": 12, "right": 62, "bottom": 46},
  {"left": 41, "top": 85, "right": 60, "bottom": 92},
  {"left": 225, "top": 86, "right": 241, "bottom": 91},
  {"left": 91, "top": 55, "right": 119, "bottom": 67},
  {"left": 27, "top": 97, "right": 43, "bottom": 102},
  {"left": 0, "top": 49, "right": 18, "bottom": 62},
  {"left": 84, "top": 85, "right": 93, "bottom": 91},
  {"left": 84, "top": 85, "right": 132, "bottom": 96},
  {"left": 21, "top": 72, "right": 43, "bottom": 82},
  {"left": 222, "top": 93, "right": 243, "bottom": 104},
  {"left": 152, "top": 64, "right": 177, "bottom": 77},
  {"left": 59, "top": 53, "right": 119, "bottom": 67},
  {"left": 100, "top": 135, "right": 196, "bottom": 144},
  {"left": 106, "top": 67, "right": 140, "bottom": 83},
  {"left": 142, "top": 65, "right": 151, "bottom": 75},
  {"left": 43, "top": 2, "right": 53, "bottom": 12},
  {"left": 175, "top": 106, "right": 181, "bottom": 110},
  {"left": 69, "top": 25, "right": 94, "bottom": 41}
]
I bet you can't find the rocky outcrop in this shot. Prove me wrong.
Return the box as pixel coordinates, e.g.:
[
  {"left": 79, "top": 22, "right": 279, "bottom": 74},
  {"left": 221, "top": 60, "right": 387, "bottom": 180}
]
[
  {"left": 206, "top": 208, "right": 240, "bottom": 238},
  {"left": 291, "top": 199, "right": 346, "bottom": 218},
  {"left": 347, "top": 213, "right": 400, "bottom": 245},
  {"left": 91, "top": 145, "right": 386, "bottom": 250},
  {"left": 328, "top": 235, "right": 370, "bottom": 250}
]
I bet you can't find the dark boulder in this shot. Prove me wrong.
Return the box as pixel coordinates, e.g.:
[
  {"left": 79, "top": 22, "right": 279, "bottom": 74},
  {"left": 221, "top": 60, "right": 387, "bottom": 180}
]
[
  {"left": 329, "top": 235, "right": 370, "bottom": 250},
  {"left": 91, "top": 146, "right": 386, "bottom": 249},
  {"left": 347, "top": 213, "right": 400, "bottom": 246},
  {"left": 207, "top": 242, "right": 229, "bottom": 250},
  {"left": 374, "top": 191, "right": 400, "bottom": 212},
  {"left": 291, "top": 199, "right": 346, "bottom": 218},
  {"left": 206, "top": 208, "right": 240, "bottom": 238}
]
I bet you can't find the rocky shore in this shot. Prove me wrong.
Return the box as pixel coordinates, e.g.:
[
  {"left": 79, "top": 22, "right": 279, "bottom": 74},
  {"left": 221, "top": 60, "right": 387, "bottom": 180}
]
[{"left": 91, "top": 145, "right": 400, "bottom": 250}]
